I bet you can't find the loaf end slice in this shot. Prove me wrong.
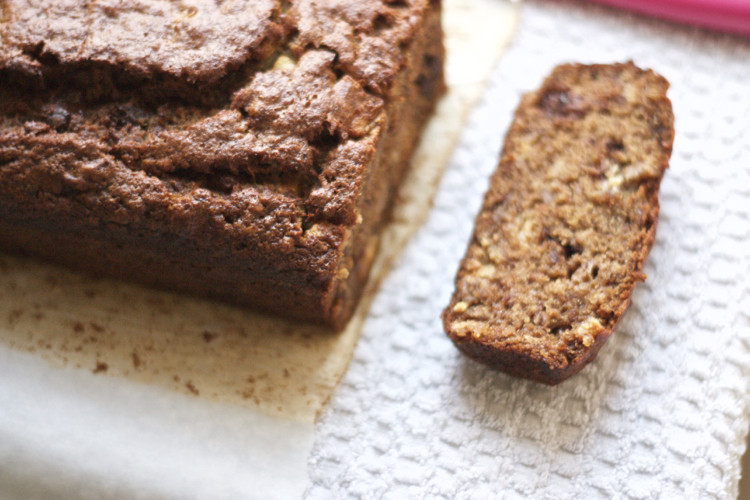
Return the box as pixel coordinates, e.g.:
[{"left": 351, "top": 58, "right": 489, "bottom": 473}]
[{"left": 442, "top": 62, "right": 674, "bottom": 384}]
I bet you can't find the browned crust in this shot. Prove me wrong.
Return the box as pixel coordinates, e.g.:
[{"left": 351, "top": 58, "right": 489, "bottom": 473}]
[
  {"left": 442, "top": 62, "right": 674, "bottom": 384},
  {"left": 0, "top": 1, "right": 445, "bottom": 329}
]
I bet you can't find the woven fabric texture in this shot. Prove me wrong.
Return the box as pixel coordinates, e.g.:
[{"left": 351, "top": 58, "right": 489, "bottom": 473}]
[{"left": 307, "top": 1, "right": 750, "bottom": 498}]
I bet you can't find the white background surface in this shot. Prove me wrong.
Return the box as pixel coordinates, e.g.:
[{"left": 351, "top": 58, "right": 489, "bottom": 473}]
[
  {"left": 0, "top": 348, "right": 314, "bottom": 500},
  {"left": 308, "top": 1, "right": 750, "bottom": 498}
]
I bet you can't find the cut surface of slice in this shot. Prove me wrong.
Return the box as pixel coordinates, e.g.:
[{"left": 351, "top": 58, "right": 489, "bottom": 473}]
[{"left": 442, "top": 62, "right": 674, "bottom": 384}]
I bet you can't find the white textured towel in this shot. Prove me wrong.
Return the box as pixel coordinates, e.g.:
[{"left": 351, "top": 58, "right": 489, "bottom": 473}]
[{"left": 307, "top": 1, "right": 750, "bottom": 498}]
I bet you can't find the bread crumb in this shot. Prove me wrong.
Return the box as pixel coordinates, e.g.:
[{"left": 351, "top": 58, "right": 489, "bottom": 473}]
[
  {"left": 273, "top": 54, "right": 296, "bottom": 71},
  {"left": 453, "top": 301, "right": 469, "bottom": 313},
  {"left": 476, "top": 265, "right": 495, "bottom": 278}
]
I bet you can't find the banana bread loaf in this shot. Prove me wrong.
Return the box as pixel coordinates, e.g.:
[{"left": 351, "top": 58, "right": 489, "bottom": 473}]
[
  {"left": 0, "top": 0, "right": 445, "bottom": 329},
  {"left": 442, "top": 62, "right": 674, "bottom": 384}
]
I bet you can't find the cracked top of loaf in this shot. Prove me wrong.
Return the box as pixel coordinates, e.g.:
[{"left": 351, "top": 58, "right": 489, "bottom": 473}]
[
  {"left": 0, "top": 0, "right": 435, "bottom": 288},
  {"left": 1, "top": 0, "right": 282, "bottom": 83},
  {"left": 1, "top": 0, "right": 422, "bottom": 92}
]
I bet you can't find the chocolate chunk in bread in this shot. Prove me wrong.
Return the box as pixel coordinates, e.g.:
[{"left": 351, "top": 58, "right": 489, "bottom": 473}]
[
  {"left": 0, "top": 1, "right": 445, "bottom": 330},
  {"left": 442, "top": 62, "right": 674, "bottom": 384}
]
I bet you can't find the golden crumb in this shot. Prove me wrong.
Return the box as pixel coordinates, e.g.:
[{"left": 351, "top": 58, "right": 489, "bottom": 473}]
[
  {"left": 442, "top": 62, "right": 674, "bottom": 385},
  {"left": 272, "top": 54, "right": 296, "bottom": 71}
]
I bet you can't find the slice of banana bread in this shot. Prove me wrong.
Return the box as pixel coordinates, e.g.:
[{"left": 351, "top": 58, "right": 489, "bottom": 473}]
[
  {"left": 0, "top": 0, "right": 445, "bottom": 330},
  {"left": 442, "top": 62, "right": 674, "bottom": 384}
]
